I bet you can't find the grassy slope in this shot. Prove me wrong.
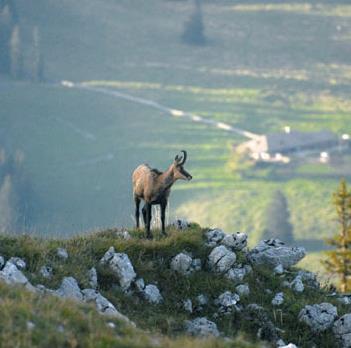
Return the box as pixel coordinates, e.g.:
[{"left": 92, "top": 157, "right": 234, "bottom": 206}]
[
  {"left": 0, "top": 226, "right": 350, "bottom": 347},
  {"left": 3, "top": 1, "right": 351, "bottom": 249}
]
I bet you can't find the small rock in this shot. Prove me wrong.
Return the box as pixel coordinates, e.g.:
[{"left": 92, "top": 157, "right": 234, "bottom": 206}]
[
  {"left": 57, "top": 248, "right": 68, "bottom": 260},
  {"left": 276, "top": 339, "right": 286, "bottom": 347},
  {"left": 141, "top": 284, "right": 163, "bottom": 304},
  {"left": 183, "top": 299, "right": 193, "bottom": 313},
  {"left": 192, "top": 258, "right": 202, "bottom": 271},
  {"left": 0, "top": 261, "right": 35, "bottom": 291},
  {"left": 134, "top": 278, "right": 145, "bottom": 292},
  {"left": 236, "top": 284, "right": 250, "bottom": 296},
  {"left": 221, "top": 232, "right": 248, "bottom": 251},
  {"left": 337, "top": 296, "right": 351, "bottom": 305},
  {"left": 215, "top": 291, "right": 240, "bottom": 314},
  {"left": 274, "top": 264, "right": 284, "bottom": 275},
  {"left": 333, "top": 313, "right": 351, "bottom": 348},
  {"left": 40, "top": 265, "right": 53, "bottom": 279},
  {"left": 8, "top": 257, "right": 26, "bottom": 270},
  {"left": 185, "top": 317, "right": 220, "bottom": 337},
  {"left": 196, "top": 294, "right": 208, "bottom": 306},
  {"left": 225, "top": 266, "right": 247, "bottom": 283},
  {"left": 291, "top": 276, "right": 304, "bottom": 293},
  {"left": 170, "top": 253, "right": 193, "bottom": 275},
  {"left": 171, "top": 219, "right": 190, "bottom": 230},
  {"left": 272, "top": 292, "right": 284, "bottom": 306},
  {"left": 208, "top": 245, "right": 236, "bottom": 273},
  {"left": 100, "top": 248, "right": 136, "bottom": 291},
  {"left": 297, "top": 270, "right": 320, "bottom": 289},
  {"left": 280, "top": 344, "right": 298, "bottom": 348},
  {"left": 0, "top": 256, "right": 4, "bottom": 269},
  {"left": 27, "top": 321, "right": 35, "bottom": 330},
  {"left": 107, "top": 322, "right": 116, "bottom": 329},
  {"left": 88, "top": 267, "right": 98, "bottom": 289},
  {"left": 55, "top": 277, "right": 83, "bottom": 301},
  {"left": 298, "top": 303, "right": 337, "bottom": 332},
  {"left": 248, "top": 239, "right": 305, "bottom": 268},
  {"left": 115, "top": 230, "right": 131, "bottom": 240},
  {"left": 205, "top": 228, "right": 226, "bottom": 247}
]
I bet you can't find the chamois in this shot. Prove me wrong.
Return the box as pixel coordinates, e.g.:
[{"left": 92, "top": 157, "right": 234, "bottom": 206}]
[{"left": 132, "top": 150, "right": 192, "bottom": 239}]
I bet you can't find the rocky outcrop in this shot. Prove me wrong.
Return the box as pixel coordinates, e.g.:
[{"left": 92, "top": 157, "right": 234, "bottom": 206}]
[
  {"left": 0, "top": 261, "right": 35, "bottom": 291},
  {"left": 100, "top": 247, "right": 136, "bottom": 291},
  {"left": 333, "top": 313, "right": 351, "bottom": 348},
  {"left": 185, "top": 317, "right": 220, "bottom": 337},
  {"left": 208, "top": 246, "right": 236, "bottom": 273},
  {"left": 298, "top": 303, "right": 337, "bottom": 332},
  {"left": 225, "top": 264, "right": 251, "bottom": 283},
  {"left": 141, "top": 284, "right": 163, "bottom": 304},
  {"left": 248, "top": 239, "right": 305, "bottom": 268},
  {"left": 8, "top": 257, "right": 26, "bottom": 270}
]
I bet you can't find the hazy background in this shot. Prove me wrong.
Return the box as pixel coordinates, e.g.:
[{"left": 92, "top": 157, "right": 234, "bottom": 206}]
[{"left": 1, "top": 0, "right": 351, "bottom": 271}]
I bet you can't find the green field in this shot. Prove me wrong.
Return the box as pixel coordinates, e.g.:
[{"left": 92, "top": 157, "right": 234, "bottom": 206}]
[{"left": 2, "top": 0, "right": 351, "bottom": 259}]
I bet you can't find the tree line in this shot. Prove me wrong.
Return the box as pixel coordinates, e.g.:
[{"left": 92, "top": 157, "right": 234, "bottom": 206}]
[{"left": 0, "top": 0, "right": 44, "bottom": 81}]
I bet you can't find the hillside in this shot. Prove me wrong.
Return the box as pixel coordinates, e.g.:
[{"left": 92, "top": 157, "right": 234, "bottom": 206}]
[
  {"left": 1, "top": 0, "right": 351, "bottom": 249},
  {"left": 1, "top": 224, "right": 351, "bottom": 347}
]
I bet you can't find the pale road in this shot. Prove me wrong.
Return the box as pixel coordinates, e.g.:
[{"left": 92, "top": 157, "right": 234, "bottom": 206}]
[{"left": 60, "top": 80, "right": 260, "bottom": 141}]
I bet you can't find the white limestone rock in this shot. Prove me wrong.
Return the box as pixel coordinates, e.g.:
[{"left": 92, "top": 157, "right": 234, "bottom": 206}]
[
  {"left": 8, "top": 257, "right": 26, "bottom": 270},
  {"left": 134, "top": 278, "right": 145, "bottom": 292},
  {"left": 170, "top": 253, "right": 193, "bottom": 275},
  {"left": 221, "top": 232, "right": 248, "bottom": 251},
  {"left": 225, "top": 266, "right": 247, "bottom": 283},
  {"left": 205, "top": 228, "right": 226, "bottom": 247},
  {"left": 115, "top": 230, "right": 131, "bottom": 240},
  {"left": 208, "top": 246, "right": 236, "bottom": 273},
  {"left": 196, "top": 294, "right": 208, "bottom": 306},
  {"left": 272, "top": 292, "right": 284, "bottom": 306},
  {"left": 0, "top": 261, "right": 35, "bottom": 291},
  {"left": 298, "top": 303, "right": 337, "bottom": 332},
  {"left": 274, "top": 264, "right": 284, "bottom": 275},
  {"left": 333, "top": 313, "right": 351, "bottom": 348},
  {"left": 141, "top": 284, "right": 163, "bottom": 304},
  {"left": 248, "top": 239, "right": 305, "bottom": 268},
  {"left": 100, "top": 247, "right": 136, "bottom": 291},
  {"left": 185, "top": 317, "right": 220, "bottom": 337},
  {"left": 55, "top": 276, "right": 83, "bottom": 301},
  {"left": 215, "top": 291, "right": 240, "bottom": 314},
  {"left": 82, "top": 288, "right": 134, "bottom": 326},
  {"left": 171, "top": 219, "right": 190, "bottom": 230},
  {"left": 57, "top": 248, "right": 69, "bottom": 260},
  {"left": 236, "top": 284, "right": 250, "bottom": 297},
  {"left": 183, "top": 299, "right": 193, "bottom": 313},
  {"left": 0, "top": 256, "right": 4, "bottom": 269},
  {"left": 291, "top": 276, "right": 304, "bottom": 293},
  {"left": 88, "top": 267, "right": 98, "bottom": 289},
  {"left": 40, "top": 265, "right": 53, "bottom": 279}
]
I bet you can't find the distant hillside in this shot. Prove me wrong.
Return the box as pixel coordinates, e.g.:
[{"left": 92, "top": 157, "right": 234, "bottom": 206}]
[{"left": 1, "top": 0, "right": 351, "bottom": 243}]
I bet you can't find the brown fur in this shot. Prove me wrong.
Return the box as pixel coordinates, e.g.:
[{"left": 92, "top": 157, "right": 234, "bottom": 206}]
[{"left": 132, "top": 151, "right": 192, "bottom": 238}]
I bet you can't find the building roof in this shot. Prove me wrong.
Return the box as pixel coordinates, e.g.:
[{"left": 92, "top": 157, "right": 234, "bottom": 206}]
[{"left": 238, "top": 130, "right": 339, "bottom": 155}]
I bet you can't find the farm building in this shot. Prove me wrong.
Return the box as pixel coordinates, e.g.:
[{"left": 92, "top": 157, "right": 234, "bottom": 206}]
[{"left": 236, "top": 129, "right": 346, "bottom": 163}]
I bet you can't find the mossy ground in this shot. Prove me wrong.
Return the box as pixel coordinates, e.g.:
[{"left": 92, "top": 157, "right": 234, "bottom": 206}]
[{"left": 0, "top": 225, "right": 350, "bottom": 347}]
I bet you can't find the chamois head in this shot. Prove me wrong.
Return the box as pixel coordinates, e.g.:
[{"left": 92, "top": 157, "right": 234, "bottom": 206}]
[{"left": 172, "top": 150, "right": 192, "bottom": 181}]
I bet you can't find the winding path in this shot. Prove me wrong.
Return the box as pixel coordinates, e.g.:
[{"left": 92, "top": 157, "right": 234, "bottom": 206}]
[{"left": 60, "top": 80, "right": 260, "bottom": 141}]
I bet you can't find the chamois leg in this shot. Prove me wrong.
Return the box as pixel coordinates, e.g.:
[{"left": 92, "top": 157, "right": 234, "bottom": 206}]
[
  {"left": 142, "top": 205, "right": 147, "bottom": 227},
  {"left": 145, "top": 203, "right": 153, "bottom": 239},
  {"left": 134, "top": 196, "right": 141, "bottom": 229},
  {"left": 160, "top": 200, "right": 167, "bottom": 236}
]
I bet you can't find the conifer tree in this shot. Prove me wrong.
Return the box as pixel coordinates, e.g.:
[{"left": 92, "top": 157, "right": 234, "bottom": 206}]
[
  {"left": 324, "top": 179, "right": 351, "bottom": 292},
  {"left": 9, "top": 24, "right": 23, "bottom": 79}
]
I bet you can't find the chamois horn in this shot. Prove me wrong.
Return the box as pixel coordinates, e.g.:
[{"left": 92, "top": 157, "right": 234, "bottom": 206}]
[{"left": 179, "top": 150, "right": 187, "bottom": 164}]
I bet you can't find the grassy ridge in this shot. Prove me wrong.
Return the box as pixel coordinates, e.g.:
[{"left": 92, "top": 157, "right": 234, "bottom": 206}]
[{"left": 0, "top": 226, "right": 350, "bottom": 347}]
